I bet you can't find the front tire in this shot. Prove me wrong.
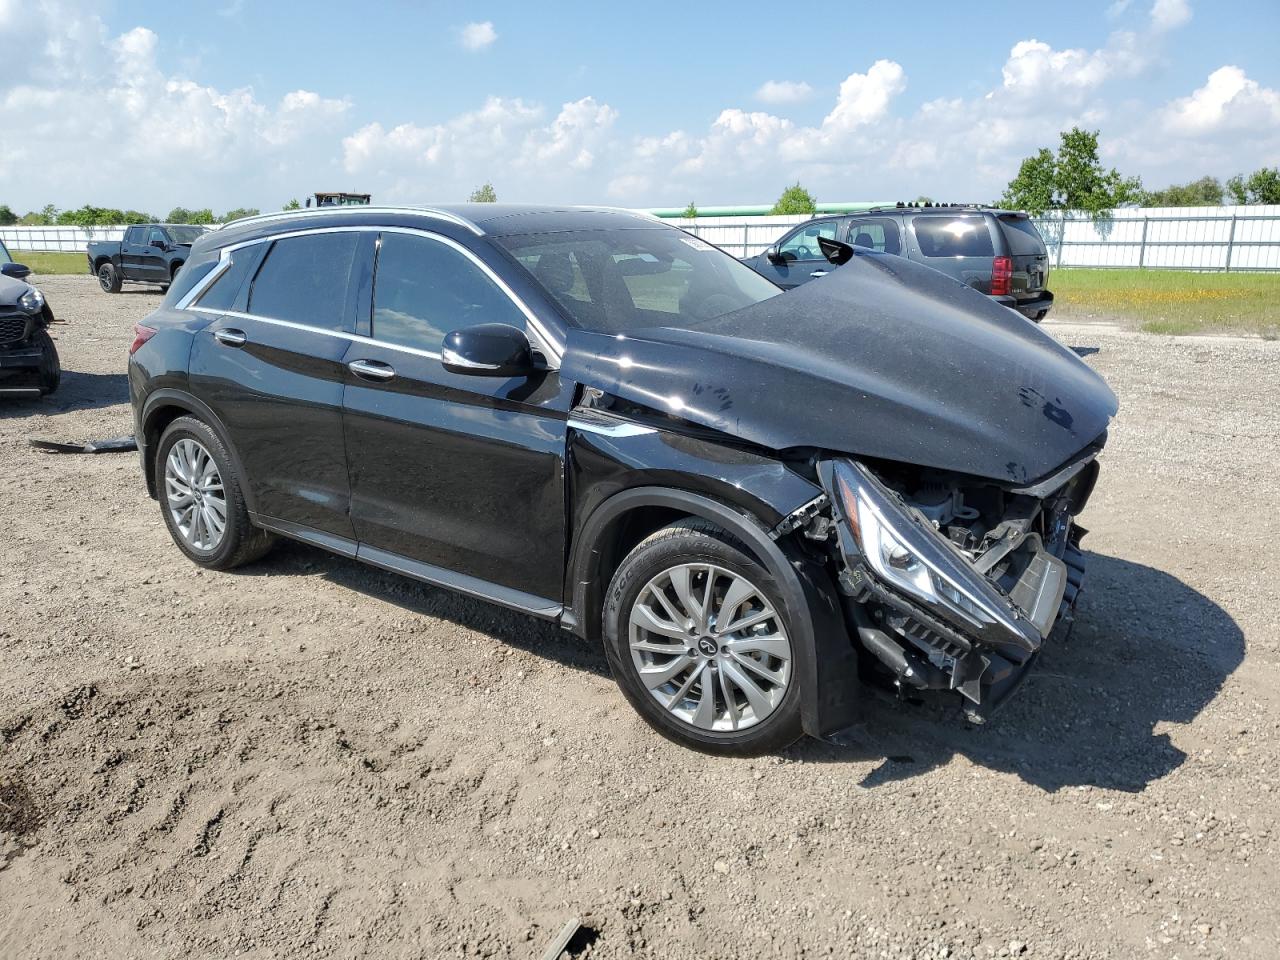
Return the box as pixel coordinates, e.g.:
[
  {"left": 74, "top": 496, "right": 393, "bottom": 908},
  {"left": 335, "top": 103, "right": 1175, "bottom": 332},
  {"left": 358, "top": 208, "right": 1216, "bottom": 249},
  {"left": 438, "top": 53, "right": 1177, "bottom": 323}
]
[
  {"left": 33, "top": 328, "right": 60, "bottom": 395},
  {"left": 97, "top": 262, "right": 122, "bottom": 293},
  {"left": 603, "top": 519, "right": 803, "bottom": 756},
  {"left": 156, "top": 416, "right": 274, "bottom": 570}
]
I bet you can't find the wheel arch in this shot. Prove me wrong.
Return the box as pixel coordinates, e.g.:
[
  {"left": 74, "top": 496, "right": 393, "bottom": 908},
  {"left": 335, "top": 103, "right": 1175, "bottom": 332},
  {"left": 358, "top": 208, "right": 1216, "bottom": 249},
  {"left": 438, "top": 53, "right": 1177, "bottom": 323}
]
[
  {"left": 565, "top": 486, "right": 859, "bottom": 739},
  {"left": 140, "top": 389, "right": 255, "bottom": 512}
]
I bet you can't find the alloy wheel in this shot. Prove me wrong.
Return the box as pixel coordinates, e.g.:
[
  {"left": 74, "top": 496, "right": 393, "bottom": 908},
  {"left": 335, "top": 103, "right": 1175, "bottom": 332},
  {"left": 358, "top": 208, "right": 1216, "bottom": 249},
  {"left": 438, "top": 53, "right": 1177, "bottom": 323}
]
[
  {"left": 628, "top": 562, "right": 792, "bottom": 732},
  {"left": 164, "top": 438, "right": 227, "bottom": 551},
  {"left": 97, "top": 266, "right": 113, "bottom": 291}
]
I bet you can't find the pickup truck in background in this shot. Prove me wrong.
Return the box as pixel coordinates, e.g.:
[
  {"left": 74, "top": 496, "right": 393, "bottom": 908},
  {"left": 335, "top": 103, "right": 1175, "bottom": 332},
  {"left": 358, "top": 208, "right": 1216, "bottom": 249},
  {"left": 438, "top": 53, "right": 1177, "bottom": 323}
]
[{"left": 87, "top": 224, "right": 210, "bottom": 293}]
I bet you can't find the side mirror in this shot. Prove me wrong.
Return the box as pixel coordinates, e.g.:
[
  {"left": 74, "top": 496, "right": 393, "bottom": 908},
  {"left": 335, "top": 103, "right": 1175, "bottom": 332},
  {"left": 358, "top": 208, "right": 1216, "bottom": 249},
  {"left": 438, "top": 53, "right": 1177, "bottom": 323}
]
[
  {"left": 1, "top": 262, "right": 31, "bottom": 281},
  {"left": 151, "top": 239, "right": 167, "bottom": 249},
  {"left": 441, "top": 323, "right": 535, "bottom": 377},
  {"left": 765, "top": 244, "right": 784, "bottom": 264}
]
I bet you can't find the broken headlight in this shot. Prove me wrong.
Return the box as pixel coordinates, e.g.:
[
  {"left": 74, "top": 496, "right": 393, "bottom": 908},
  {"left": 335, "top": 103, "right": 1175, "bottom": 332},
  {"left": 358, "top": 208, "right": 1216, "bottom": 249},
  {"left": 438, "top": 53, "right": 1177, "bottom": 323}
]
[{"left": 831, "top": 460, "right": 1007, "bottom": 631}]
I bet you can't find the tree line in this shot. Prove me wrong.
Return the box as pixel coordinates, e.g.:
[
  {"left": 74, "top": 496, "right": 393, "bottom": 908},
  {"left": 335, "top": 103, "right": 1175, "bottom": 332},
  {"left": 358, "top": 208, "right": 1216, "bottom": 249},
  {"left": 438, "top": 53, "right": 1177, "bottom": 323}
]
[
  {"left": 0, "top": 204, "right": 263, "bottom": 227},
  {"left": 1000, "top": 127, "right": 1280, "bottom": 217}
]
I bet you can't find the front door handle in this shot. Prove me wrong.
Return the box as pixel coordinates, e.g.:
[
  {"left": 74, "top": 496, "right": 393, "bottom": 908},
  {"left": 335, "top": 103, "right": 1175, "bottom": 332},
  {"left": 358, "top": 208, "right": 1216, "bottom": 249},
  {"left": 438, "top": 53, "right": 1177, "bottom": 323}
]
[
  {"left": 214, "top": 328, "right": 247, "bottom": 347},
  {"left": 348, "top": 359, "right": 397, "bottom": 382},
  {"left": 810, "top": 270, "right": 829, "bottom": 278}
]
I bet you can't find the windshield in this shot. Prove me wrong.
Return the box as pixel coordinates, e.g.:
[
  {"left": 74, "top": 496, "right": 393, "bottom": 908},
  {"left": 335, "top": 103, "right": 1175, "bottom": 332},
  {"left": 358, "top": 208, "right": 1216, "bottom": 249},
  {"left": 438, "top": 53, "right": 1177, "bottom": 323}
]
[
  {"left": 497, "top": 228, "right": 780, "bottom": 334},
  {"left": 167, "top": 226, "right": 209, "bottom": 245}
]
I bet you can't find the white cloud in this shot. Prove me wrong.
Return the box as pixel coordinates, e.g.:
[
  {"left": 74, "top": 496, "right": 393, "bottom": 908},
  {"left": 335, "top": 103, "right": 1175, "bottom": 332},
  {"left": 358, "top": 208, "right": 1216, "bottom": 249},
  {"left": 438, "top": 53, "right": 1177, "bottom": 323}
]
[
  {"left": 1150, "top": 0, "right": 1191, "bottom": 31},
  {"left": 1162, "top": 66, "right": 1280, "bottom": 134},
  {"left": 755, "top": 80, "right": 813, "bottom": 105},
  {"left": 341, "top": 95, "right": 618, "bottom": 200},
  {"left": 0, "top": 7, "right": 349, "bottom": 211},
  {"left": 459, "top": 21, "right": 497, "bottom": 52}
]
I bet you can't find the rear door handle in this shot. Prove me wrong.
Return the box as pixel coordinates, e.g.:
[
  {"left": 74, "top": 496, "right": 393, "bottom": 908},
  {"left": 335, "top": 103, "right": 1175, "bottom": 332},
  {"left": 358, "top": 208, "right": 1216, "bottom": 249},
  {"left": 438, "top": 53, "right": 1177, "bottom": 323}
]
[
  {"left": 214, "top": 328, "right": 247, "bottom": 347},
  {"left": 810, "top": 270, "right": 828, "bottom": 278},
  {"left": 348, "top": 359, "right": 396, "bottom": 381}
]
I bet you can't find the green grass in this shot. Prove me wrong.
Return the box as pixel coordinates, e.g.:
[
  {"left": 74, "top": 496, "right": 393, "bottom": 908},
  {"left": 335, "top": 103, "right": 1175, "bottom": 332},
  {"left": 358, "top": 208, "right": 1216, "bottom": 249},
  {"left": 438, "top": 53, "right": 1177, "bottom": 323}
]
[
  {"left": 1051, "top": 268, "right": 1280, "bottom": 337},
  {"left": 13, "top": 251, "right": 91, "bottom": 276}
]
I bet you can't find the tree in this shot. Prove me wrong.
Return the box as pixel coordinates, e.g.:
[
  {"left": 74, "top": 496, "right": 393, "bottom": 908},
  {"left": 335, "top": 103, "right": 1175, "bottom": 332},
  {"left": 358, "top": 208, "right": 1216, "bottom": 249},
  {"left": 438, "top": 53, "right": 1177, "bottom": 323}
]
[
  {"left": 222, "top": 207, "right": 260, "bottom": 222},
  {"left": 771, "top": 182, "right": 817, "bottom": 215},
  {"left": 166, "top": 207, "right": 194, "bottom": 223},
  {"left": 1001, "top": 149, "right": 1057, "bottom": 216},
  {"left": 1001, "top": 128, "right": 1142, "bottom": 220},
  {"left": 914, "top": 195, "right": 935, "bottom": 205},
  {"left": 0, "top": 204, "right": 16, "bottom": 226},
  {"left": 56, "top": 205, "right": 128, "bottom": 226},
  {"left": 1143, "top": 176, "right": 1225, "bottom": 207},
  {"left": 282, "top": 198, "right": 302, "bottom": 211},
  {"left": 1226, "top": 167, "right": 1280, "bottom": 205},
  {"left": 121, "top": 210, "right": 155, "bottom": 224},
  {"left": 468, "top": 183, "right": 497, "bottom": 203},
  {"left": 19, "top": 203, "right": 60, "bottom": 225},
  {"left": 682, "top": 201, "right": 699, "bottom": 219}
]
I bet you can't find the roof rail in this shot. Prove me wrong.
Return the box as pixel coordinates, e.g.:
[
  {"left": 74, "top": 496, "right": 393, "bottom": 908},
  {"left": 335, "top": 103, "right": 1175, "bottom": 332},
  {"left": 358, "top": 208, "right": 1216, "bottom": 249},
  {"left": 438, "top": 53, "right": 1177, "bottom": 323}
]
[
  {"left": 865, "top": 201, "right": 992, "bottom": 214},
  {"left": 220, "top": 205, "right": 485, "bottom": 236}
]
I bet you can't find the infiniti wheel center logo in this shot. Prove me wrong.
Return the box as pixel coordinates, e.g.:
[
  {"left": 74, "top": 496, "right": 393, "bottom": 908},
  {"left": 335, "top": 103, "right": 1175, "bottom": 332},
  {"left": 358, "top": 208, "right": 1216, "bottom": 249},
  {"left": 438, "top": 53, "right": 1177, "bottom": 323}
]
[{"left": 697, "top": 637, "right": 719, "bottom": 657}]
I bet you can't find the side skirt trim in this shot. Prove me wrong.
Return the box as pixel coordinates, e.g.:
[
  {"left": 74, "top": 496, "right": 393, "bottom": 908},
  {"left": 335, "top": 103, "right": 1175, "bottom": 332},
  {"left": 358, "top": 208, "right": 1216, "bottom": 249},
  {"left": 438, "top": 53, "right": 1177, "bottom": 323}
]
[{"left": 251, "top": 512, "right": 563, "bottom": 621}]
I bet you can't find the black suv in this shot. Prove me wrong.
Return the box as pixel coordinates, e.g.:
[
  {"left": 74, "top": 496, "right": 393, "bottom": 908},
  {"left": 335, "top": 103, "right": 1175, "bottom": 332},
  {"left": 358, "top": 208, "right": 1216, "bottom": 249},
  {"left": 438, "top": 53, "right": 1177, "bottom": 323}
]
[
  {"left": 129, "top": 205, "right": 1114, "bottom": 755},
  {"left": 743, "top": 204, "right": 1054, "bottom": 321},
  {"left": 1, "top": 246, "right": 61, "bottom": 398}
]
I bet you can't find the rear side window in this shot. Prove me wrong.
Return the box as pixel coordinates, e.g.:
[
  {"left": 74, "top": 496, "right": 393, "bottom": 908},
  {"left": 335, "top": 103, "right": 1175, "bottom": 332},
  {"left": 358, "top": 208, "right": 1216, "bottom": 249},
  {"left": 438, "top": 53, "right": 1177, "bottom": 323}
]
[
  {"left": 999, "top": 216, "right": 1047, "bottom": 256},
  {"left": 195, "top": 248, "right": 262, "bottom": 312},
  {"left": 913, "top": 217, "right": 994, "bottom": 258},
  {"left": 125, "top": 226, "right": 144, "bottom": 245},
  {"left": 847, "top": 218, "right": 902, "bottom": 255},
  {"left": 165, "top": 260, "right": 217, "bottom": 306},
  {"left": 372, "top": 232, "right": 525, "bottom": 353},
  {"left": 248, "top": 232, "right": 359, "bottom": 331}
]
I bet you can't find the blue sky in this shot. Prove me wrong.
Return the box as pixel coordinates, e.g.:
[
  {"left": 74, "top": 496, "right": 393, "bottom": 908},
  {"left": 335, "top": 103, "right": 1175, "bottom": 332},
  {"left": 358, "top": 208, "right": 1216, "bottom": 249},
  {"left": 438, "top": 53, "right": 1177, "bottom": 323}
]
[{"left": 2, "top": 0, "right": 1278, "bottom": 212}]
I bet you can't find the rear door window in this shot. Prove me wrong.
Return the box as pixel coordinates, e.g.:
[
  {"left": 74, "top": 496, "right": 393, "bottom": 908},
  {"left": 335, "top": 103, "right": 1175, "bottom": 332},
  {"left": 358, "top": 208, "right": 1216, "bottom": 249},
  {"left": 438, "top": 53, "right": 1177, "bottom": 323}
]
[
  {"left": 998, "top": 216, "right": 1047, "bottom": 256},
  {"left": 125, "top": 226, "right": 144, "bottom": 246},
  {"left": 847, "top": 218, "right": 902, "bottom": 255},
  {"left": 912, "top": 216, "right": 995, "bottom": 258},
  {"left": 247, "top": 232, "right": 360, "bottom": 331},
  {"left": 371, "top": 232, "right": 526, "bottom": 353},
  {"left": 778, "top": 221, "right": 838, "bottom": 261}
]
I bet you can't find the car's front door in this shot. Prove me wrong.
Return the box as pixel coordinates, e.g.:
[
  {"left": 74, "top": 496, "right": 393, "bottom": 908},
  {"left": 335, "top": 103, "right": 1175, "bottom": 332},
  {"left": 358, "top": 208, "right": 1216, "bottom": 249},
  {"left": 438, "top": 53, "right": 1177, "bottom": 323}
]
[
  {"left": 187, "top": 229, "right": 366, "bottom": 542},
  {"left": 750, "top": 219, "right": 842, "bottom": 289},
  {"left": 340, "top": 229, "right": 571, "bottom": 611},
  {"left": 143, "top": 227, "right": 171, "bottom": 282}
]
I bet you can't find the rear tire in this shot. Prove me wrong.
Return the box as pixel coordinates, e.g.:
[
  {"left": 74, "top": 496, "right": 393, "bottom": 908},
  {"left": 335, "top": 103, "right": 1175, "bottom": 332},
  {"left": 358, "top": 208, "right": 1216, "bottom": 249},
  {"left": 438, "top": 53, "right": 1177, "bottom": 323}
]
[
  {"left": 33, "top": 328, "right": 60, "bottom": 395},
  {"left": 603, "top": 519, "right": 803, "bottom": 756},
  {"left": 156, "top": 416, "right": 274, "bottom": 570},
  {"left": 97, "top": 262, "right": 121, "bottom": 293}
]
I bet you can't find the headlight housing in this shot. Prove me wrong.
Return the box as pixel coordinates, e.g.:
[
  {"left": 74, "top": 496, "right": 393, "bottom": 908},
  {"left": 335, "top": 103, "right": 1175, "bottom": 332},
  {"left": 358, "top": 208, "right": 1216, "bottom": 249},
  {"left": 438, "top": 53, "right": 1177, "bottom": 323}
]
[
  {"left": 18, "top": 287, "right": 45, "bottom": 314},
  {"left": 830, "top": 459, "right": 1012, "bottom": 632}
]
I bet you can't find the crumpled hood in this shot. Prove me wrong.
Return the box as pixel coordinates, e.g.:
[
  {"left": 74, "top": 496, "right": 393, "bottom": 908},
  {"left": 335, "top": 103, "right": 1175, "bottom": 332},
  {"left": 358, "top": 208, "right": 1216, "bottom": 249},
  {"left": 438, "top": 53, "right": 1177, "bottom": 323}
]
[
  {"left": 0, "top": 273, "right": 34, "bottom": 308},
  {"left": 561, "top": 251, "right": 1118, "bottom": 484}
]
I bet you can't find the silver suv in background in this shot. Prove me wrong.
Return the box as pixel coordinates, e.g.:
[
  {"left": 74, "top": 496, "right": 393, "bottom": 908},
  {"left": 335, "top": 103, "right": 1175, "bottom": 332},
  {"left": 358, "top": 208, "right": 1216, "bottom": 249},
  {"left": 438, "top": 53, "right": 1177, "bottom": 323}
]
[{"left": 743, "top": 203, "right": 1054, "bottom": 321}]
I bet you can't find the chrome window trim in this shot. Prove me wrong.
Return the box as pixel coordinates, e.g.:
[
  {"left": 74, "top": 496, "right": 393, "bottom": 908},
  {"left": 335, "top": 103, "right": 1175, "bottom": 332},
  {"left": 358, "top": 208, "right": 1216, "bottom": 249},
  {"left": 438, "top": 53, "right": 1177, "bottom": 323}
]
[
  {"left": 187, "top": 307, "right": 446, "bottom": 362},
  {"left": 174, "top": 256, "right": 232, "bottom": 310},
  {"left": 219, "top": 205, "right": 484, "bottom": 236},
  {"left": 181, "top": 224, "right": 564, "bottom": 365}
]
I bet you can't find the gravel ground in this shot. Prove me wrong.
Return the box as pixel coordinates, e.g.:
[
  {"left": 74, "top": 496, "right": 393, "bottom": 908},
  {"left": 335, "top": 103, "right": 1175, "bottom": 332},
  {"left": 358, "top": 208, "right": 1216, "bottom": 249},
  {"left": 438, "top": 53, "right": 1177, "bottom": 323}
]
[{"left": 2, "top": 276, "right": 1278, "bottom": 960}]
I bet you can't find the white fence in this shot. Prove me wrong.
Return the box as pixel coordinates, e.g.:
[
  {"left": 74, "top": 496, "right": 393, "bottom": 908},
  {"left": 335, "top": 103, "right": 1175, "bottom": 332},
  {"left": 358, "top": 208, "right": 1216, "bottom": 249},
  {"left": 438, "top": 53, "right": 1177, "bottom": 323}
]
[
  {"left": 6, "top": 206, "right": 1280, "bottom": 271},
  {"left": 0, "top": 225, "right": 126, "bottom": 253},
  {"left": 674, "top": 205, "right": 1280, "bottom": 271}
]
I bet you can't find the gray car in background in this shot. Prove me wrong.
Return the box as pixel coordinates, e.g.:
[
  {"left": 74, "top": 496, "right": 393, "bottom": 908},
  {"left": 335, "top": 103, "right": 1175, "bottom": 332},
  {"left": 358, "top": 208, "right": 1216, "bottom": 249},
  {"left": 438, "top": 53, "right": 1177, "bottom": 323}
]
[{"left": 742, "top": 203, "right": 1054, "bottom": 321}]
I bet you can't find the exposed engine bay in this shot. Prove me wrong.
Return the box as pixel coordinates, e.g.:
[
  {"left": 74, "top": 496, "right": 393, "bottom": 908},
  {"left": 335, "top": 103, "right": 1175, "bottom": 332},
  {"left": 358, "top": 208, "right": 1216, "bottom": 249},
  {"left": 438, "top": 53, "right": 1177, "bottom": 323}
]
[{"left": 788, "top": 445, "right": 1102, "bottom": 720}]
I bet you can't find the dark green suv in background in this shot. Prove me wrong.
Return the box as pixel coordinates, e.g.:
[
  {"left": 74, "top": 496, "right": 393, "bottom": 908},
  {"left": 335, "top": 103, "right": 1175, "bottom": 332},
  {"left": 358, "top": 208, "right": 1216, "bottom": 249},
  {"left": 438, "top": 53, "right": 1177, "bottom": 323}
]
[{"left": 743, "top": 203, "right": 1054, "bottom": 321}]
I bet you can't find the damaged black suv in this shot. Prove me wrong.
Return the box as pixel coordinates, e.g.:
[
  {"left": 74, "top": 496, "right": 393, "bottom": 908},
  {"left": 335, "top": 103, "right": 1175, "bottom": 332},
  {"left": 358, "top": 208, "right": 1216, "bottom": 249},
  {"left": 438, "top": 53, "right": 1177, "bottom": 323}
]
[{"left": 128, "top": 205, "right": 1116, "bottom": 755}]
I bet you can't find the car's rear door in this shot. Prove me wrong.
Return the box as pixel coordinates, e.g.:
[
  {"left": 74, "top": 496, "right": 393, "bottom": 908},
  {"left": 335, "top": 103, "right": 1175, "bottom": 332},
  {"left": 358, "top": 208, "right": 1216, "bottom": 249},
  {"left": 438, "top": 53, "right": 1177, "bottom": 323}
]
[
  {"left": 906, "top": 214, "right": 997, "bottom": 291},
  {"left": 340, "top": 229, "right": 571, "bottom": 612},
  {"left": 120, "top": 226, "right": 147, "bottom": 280},
  {"left": 187, "top": 229, "right": 367, "bottom": 543},
  {"left": 143, "top": 227, "right": 172, "bottom": 282}
]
